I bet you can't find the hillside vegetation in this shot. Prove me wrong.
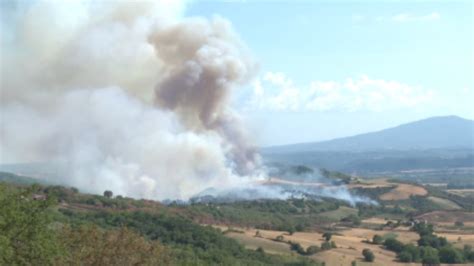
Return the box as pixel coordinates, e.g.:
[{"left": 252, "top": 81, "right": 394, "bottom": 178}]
[{"left": 2, "top": 168, "right": 474, "bottom": 265}]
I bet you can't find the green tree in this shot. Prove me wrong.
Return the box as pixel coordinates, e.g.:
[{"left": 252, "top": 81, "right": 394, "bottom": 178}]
[
  {"left": 290, "top": 242, "right": 305, "bottom": 255},
  {"left": 0, "top": 184, "right": 60, "bottom": 265},
  {"left": 384, "top": 238, "right": 404, "bottom": 253},
  {"left": 372, "top": 234, "right": 383, "bottom": 244},
  {"left": 58, "top": 225, "right": 171, "bottom": 265},
  {"left": 463, "top": 245, "right": 474, "bottom": 262},
  {"left": 343, "top": 214, "right": 361, "bottom": 226},
  {"left": 322, "top": 232, "right": 332, "bottom": 241},
  {"left": 438, "top": 246, "right": 465, "bottom": 264},
  {"left": 402, "top": 244, "right": 420, "bottom": 262},
  {"left": 287, "top": 226, "right": 296, "bottom": 235},
  {"left": 103, "top": 190, "right": 113, "bottom": 198},
  {"left": 321, "top": 241, "right": 332, "bottom": 251},
  {"left": 362, "top": 248, "right": 375, "bottom": 262},
  {"left": 306, "top": 245, "right": 320, "bottom": 255},
  {"left": 413, "top": 222, "right": 434, "bottom": 236},
  {"left": 398, "top": 251, "right": 413, "bottom": 262},
  {"left": 419, "top": 246, "right": 440, "bottom": 265},
  {"left": 418, "top": 235, "right": 448, "bottom": 249}
]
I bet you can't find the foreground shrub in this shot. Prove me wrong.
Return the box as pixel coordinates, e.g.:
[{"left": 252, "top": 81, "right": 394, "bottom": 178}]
[
  {"left": 58, "top": 225, "right": 171, "bottom": 265},
  {"left": 362, "top": 248, "right": 375, "bottom": 262}
]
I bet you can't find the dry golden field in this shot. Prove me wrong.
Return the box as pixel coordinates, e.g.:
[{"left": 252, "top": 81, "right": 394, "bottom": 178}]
[
  {"left": 379, "top": 184, "right": 428, "bottom": 201},
  {"left": 217, "top": 224, "right": 474, "bottom": 266}
]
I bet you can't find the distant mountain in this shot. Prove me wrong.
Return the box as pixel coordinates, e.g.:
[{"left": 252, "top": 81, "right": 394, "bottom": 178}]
[{"left": 264, "top": 116, "right": 474, "bottom": 153}]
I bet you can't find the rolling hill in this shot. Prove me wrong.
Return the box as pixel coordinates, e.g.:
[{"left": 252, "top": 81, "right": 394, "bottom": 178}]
[
  {"left": 264, "top": 116, "right": 474, "bottom": 153},
  {"left": 262, "top": 116, "right": 474, "bottom": 179}
]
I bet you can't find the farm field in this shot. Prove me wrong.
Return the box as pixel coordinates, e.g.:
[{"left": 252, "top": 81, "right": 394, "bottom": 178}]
[
  {"left": 220, "top": 225, "right": 474, "bottom": 265},
  {"left": 379, "top": 184, "right": 428, "bottom": 201}
]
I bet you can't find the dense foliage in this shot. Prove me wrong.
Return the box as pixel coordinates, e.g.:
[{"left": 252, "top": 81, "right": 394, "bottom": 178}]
[
  {"left": 0, "top": 184, "right": 60, "bottom": 265},
  {"left": 181, "top": 198, "right": 342, "bottom": 231},
  {"left": 0, "top": 183, "right": 319, "bottom": 265},
  {"left": 378, "top": 221, "right": 474, "bottom": 264}
]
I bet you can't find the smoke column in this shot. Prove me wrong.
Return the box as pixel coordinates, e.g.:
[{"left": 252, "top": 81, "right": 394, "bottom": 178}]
[
  {"left": 0, "top": 0, "right": 260, "bottom": 200},
  {"left": 0, "top": 0, "right": 371, "bottom": 204}
]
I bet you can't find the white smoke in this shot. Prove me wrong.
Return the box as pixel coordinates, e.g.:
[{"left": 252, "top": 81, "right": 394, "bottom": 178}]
[
  {"left": 0, "top": 0, "right": 373, "bottom": 205},
  {"left": 0, "top": 0, "right": 260, "bottom": 200}
]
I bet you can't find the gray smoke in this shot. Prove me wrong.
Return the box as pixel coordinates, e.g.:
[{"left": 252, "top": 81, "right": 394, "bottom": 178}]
[
  {"left": 0, "top": 0, "right": 371, "bottom": 205},
  {"left": 149, "top": 18, "right": 260, "bottom": 174},
  {"left": 0, "top": 0, "right": 260, "bottom": 200}
]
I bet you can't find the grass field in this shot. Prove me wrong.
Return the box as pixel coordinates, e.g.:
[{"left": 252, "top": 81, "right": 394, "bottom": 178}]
[
  {"left": 447, "top": 189, "right": 474, "bottom": 198},
  {"left": 220, "top": 226, "right": 421, "bottom": 265},
  {"left": 379, "top": 184, "right": 428, "bottom": 201},
  {"left": 221, "top": 224, "right": 474, "bottom": 265},
  {"left": 428, "top": 196, "right": 461, "bottom": 210},
  {"left": 320, "top": 206, "right": 358, "bottom": 221}
]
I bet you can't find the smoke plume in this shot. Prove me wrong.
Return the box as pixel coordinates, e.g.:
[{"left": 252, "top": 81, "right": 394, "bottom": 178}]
[
  {"left": 1, "top": 0, "right": 371, "bottom": 205},
  {"left": 1, "top": 0, "right": 260, "bottom": 200}
]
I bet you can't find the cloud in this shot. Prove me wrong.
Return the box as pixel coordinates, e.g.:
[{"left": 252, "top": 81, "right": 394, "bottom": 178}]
[
  {"left": 391, "top": 12, "right": 440, "bottom": 22},
  {"left": 247, "top": 72, "right": 435, "bottom": 112}
]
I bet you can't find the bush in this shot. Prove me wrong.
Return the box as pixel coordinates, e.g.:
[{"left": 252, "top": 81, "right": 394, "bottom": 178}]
[
  {"left": 290, "top": 242, "right": 305, "bottom": 255},
  {"left": 330, "top": 241, "right": 337, "bottom": 248},
  {"left": 439, "top": 246, "right": 465, "bottom": 264},
  {"left": 103, "top": 190, "right": 113, "bottom": 198},
  {"left": 322, "top": 232, "right": 332, "bottom": 241},
  {"left": 401, "top": 243, "right": 420, "bottom": 262},
  {"left": 464, "top": 245, "right": 474, "bottom": 262},
  {"left": 0, "top": 184, "right": 60, "bottom": 265},
  {"left": 420, "top": 246, "right": 440, "bottom": 265},
  {"left": 372, "top": 234, "right": 383, "bottom": 244},
  {"left": 362, "top": 249, "right": 375, "bottom": 262},
  {"left": 398, "top": 251, "right": 413, "bottom": 262},
  {"left": 413, "top": 223, "right": 434, "bottom": 236},
  {"left": 384, "top": 238, "right": 404, "bottom": 253},
  {"left": 418, "top": 235, "right": 448, "bottom": 249},
  {"left": 287, "top": 226, "right": 296, "bottom": 235},
  {"left": 321, "top": 241, "right": 332, "bottom": 251},
  {"left": 306, "top": 245, "right": 320, "bottom": 255},
  {"left": 58, "top": 226, "right": 171, "bottom": 265},
  {"left": 342, "top": 214, "right": 361, "bottom": 226},
  {"left": 455, "top": 221, "right": 464, "bottom": 227}
]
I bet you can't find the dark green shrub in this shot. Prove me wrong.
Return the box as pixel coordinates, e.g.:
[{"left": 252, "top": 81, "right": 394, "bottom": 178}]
[
  {"left": 322, "top": 232, "right": 332, "bottom": 241},
  {"left": 290, "top": 242, "right": 305, "bottom": 255},
  {"left": 321, "top": 241, "right": 332, "bottom": 251},
  {"left": 398, "top": 251, "right": 413, "bottom": 262},
  {"left": 362, "top": 249, "right": 375, "bottom": 262},
  {"left": 306, "top": 245, "right": 320, "bottom": 255},
  {"left": 420, "top": 246, "right": 440, "bottom": 265},
  {"left": 384, "top": 238, "right": 404, "bottom": 253},
  {"left": 372, "top": 234, "right": 383, "bottom": 244},
  {"left": 439, "top": 246, "right": 465, "bottom": 264},
  {"left": 402, "top": 244, "right": 420, "bottom": 262}
]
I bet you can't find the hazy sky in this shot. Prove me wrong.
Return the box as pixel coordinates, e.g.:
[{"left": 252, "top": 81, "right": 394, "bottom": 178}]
[{"left": 187, "top": 1, "right": 473, "bottom": 146}]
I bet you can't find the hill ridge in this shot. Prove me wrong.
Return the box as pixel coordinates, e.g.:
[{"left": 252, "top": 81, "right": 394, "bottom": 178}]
[{"left": 264, "top": 116, "right": 474, "bottom": 153}]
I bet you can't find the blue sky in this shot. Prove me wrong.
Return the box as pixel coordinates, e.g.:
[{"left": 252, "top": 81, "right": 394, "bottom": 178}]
[{"left": 187, "top": 1, "right": 473, "bottom": 146}]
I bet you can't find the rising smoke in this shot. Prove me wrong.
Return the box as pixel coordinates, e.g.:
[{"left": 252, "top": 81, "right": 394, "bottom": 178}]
[{"left": 0, "top": 0, "right": 370, "bottom": 204}]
